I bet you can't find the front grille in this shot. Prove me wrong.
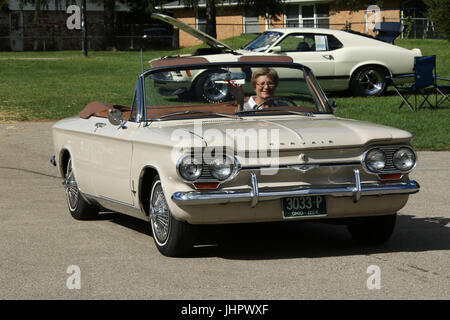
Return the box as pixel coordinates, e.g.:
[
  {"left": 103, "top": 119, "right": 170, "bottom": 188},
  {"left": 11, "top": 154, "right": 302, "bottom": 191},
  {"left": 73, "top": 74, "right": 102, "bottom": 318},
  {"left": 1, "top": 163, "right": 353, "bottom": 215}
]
[{"left": 379, "top": 145, "right": 398, "bottom": 172}]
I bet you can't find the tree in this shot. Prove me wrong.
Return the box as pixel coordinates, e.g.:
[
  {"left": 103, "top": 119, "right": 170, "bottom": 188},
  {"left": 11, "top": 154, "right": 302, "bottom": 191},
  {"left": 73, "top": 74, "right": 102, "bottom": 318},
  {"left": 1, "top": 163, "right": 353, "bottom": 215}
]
[
  {"left": 175, "top": 0, "right": 286, "bottom": 38},
  {"left": 103, "top": 0, "right": 116, "bottom": 49},
  {"left": 331, "top": 0, "right": 384, "bottom": 12},
  {"left": 424, "top": 0, "right": 450, "bottom": 39},
  {"left": 12, "top": 0, "right": 120, "bottom": 49}
]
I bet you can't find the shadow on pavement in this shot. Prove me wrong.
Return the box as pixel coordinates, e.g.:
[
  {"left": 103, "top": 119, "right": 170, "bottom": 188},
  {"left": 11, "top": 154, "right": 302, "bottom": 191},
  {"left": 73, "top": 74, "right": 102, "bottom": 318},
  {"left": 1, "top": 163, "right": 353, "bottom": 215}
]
[{"left": 103, "top": 211, "right": 450, "bottom": 260}]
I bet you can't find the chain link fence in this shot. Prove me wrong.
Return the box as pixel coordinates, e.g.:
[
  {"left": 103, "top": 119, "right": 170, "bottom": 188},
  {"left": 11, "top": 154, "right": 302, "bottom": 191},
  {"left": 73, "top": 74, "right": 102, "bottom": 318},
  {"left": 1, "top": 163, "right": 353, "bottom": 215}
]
[{"left": 0, "top": 17, "right": 442, "bottom": 52}]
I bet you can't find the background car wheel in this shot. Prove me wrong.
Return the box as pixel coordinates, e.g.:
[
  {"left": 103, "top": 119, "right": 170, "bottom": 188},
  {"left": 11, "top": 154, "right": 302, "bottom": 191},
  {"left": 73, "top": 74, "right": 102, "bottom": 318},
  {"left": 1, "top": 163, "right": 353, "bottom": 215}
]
[
  {"left": 149, "top": 175, "right": 194, "bottom": 257},
  {"left": 350, "top": 66, "right": 388, "bottom": 97},
  {"left": 194, "top": 69, "right": 230, "bottom": 103},
  {"left": 346, "top": 213, "right": 397, "bottom": 245},
  {"left": 63, "top": 157, "right": 99, "bottom": 220}
]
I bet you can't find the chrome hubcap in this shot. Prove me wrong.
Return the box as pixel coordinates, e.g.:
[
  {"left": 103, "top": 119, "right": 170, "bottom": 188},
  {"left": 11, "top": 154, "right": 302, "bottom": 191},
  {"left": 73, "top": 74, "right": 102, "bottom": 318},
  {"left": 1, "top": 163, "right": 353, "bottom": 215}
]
[
  {"left": 150, "top": 182, "right": 170, "bottom": 245},
  {"left": 358, "top": 69, "right": 384, "bottom": 95},
  {"left": 203, "top": 75, "right": 228, "bottom": 102},
  {"left": 64, "top": 159, "right": 79, "bottom": 211}
]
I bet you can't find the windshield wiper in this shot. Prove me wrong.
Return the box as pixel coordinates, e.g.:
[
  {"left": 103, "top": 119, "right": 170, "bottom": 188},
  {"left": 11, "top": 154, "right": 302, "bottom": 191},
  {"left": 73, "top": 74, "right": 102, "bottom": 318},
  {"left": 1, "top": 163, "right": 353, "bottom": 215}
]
[
  {"left": 151, "top": 110, "right": 242, "bottom": 121},
  {"left": 237, "top": 108, "right": 315, "bottom": 117}
]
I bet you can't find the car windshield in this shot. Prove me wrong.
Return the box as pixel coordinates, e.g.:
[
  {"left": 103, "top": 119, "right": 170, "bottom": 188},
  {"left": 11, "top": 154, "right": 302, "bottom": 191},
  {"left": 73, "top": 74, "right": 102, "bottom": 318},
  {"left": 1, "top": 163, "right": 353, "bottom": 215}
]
[
  {"left": 242, "top": 31, "right": 283, "bottom": 52},
  {"left": 141, "top": 62, "right": 330, "bottom": 121}
]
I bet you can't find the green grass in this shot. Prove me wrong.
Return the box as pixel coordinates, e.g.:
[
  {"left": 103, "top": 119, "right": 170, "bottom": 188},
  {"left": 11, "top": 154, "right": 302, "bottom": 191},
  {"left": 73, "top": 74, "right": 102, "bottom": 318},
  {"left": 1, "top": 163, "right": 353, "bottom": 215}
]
[{"left": 0, "top": 37, "right": 449, "bottom": 150}]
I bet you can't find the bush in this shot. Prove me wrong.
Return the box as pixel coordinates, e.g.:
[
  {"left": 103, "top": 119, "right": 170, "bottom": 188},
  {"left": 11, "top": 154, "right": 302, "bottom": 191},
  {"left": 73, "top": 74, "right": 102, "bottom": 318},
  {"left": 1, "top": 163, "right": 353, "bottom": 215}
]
[{"left": 424, "top": 0, "right": 450, "bottom": 40}]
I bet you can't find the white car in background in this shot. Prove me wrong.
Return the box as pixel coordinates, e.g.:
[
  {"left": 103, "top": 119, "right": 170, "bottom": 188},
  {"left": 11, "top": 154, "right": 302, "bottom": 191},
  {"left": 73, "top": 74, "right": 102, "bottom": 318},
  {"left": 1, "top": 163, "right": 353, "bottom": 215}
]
[{"left": 151, "top": 13, "right": 422, "bottom": 101}]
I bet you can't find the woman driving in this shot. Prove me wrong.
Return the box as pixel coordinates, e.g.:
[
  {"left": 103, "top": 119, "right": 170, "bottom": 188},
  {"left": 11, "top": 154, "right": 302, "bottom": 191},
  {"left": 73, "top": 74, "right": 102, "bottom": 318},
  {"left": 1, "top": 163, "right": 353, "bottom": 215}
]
[{"left": 228, "top": 68, "right": 288, "bottom": 111}]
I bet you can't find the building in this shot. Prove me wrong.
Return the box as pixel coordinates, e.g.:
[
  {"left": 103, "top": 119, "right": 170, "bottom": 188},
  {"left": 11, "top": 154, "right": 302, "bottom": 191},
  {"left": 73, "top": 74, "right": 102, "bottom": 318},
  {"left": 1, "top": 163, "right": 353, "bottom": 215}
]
[
  {"left": 0, "top": 0, "right": 130, "bottom": 51},
  {"left": 157, "top": 0, "right": 405, "bottom": 48}
]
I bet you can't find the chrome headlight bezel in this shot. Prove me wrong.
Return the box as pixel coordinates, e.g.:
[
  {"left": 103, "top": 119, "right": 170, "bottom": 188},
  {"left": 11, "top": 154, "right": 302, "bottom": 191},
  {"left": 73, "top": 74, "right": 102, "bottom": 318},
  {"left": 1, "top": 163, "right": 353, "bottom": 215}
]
[
  {"left": 176, "top": 152, "right": 241, "bottom": 185},
  {"left": 176, "top": 155, "right": 203, "bottom": 181},
  {"left": 364, "top": 149, "right": 386, "bottom": 173},
  {"left": 393, "top": 147, "right": 416, "bottom": 171},
  {"left": 208, "top": 154, "right": 237, "bottom": 181},
  {"left": 362, "top": 145, "right": 417, "bottom": 175}
]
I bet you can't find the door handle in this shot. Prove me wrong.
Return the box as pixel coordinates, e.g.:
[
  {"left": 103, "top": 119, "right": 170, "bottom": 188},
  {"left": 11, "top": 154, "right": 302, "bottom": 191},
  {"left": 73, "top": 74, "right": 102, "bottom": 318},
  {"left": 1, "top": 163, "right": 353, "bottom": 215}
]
[
  {"left": 94, "top": 122, "right": 106, "bottom": 132},
  {"left": 322, "top": 55, "right": 334, "bottom": 60}
]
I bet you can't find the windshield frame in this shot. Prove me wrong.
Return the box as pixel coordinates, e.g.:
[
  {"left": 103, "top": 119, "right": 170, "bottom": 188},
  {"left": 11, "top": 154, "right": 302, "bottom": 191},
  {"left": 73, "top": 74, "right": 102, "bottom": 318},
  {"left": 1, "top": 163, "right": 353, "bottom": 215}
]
[{"left": 138, "top": 61, "right": 332, "bottom": 122}]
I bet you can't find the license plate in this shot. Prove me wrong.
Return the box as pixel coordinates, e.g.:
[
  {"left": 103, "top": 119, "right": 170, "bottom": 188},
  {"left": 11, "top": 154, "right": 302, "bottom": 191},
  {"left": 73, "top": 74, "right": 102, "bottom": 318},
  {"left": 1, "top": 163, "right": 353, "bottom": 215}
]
[{"left": 282, "top": 196, "right": 327, "bottom": 219}]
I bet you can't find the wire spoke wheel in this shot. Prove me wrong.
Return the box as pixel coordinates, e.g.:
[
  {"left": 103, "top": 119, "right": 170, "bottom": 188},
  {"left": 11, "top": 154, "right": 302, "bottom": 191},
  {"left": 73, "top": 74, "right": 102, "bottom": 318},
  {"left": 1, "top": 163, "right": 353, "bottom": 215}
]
[
  {"left": 63, "top": 156, "right": 99, "bottom": 220},
  {"left": 148, "top": 176, "right": 194, "bottom": 256},
  {"left": 150, "top": 181, "right": 171, "bottom": 245},
  {"left": 64, "top": 158, "right": 79, "bottom": 211}
]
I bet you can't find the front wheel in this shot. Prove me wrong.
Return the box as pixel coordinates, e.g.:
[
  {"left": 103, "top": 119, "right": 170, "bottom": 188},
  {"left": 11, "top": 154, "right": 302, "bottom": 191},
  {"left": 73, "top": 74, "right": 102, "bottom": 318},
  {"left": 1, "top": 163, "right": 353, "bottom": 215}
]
[
  {"left": 350, "top": 66, "right": 388, "bottom": 97},
  {"left": 194, "top": 70, "right": 230, "bottom": 103},
  {"left": 149, "top": 175, "right": 194, "bottom": 257},
  {"left": 347, "top": 213, "right": 397, "bottom": 245},
  {"left": 64, "top": 157, "right": 99, "bottom": 220}
]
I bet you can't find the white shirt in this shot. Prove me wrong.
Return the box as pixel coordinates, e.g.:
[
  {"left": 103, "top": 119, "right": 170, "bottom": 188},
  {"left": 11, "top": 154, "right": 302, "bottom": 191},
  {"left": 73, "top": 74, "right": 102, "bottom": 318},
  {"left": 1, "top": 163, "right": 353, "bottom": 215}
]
[{"left": 243, "top": 96, "right": 289, "bottom": 111}]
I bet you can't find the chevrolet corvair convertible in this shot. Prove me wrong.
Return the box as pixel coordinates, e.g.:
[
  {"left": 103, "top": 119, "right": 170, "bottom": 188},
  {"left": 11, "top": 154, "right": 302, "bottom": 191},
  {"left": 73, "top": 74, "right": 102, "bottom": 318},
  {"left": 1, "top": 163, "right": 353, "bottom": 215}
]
[{"left": 52, "top": 57, "right": 419, "bottom": 256}]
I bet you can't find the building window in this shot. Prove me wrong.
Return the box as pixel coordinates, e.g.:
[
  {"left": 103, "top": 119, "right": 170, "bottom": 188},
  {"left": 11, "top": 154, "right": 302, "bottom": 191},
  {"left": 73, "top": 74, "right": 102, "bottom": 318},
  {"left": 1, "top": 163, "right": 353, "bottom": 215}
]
[
  {"left": 196, "top": 9, "right": 207, "bottom": 33},
  {"left": 286, "top": 5, "right": 300, "bottom": 27},
  {"left": 244, "top": 9, "right": 260, "bottom": 34},
  {"left": 285, "top": 4, "right": 330, "bottom": 29}
]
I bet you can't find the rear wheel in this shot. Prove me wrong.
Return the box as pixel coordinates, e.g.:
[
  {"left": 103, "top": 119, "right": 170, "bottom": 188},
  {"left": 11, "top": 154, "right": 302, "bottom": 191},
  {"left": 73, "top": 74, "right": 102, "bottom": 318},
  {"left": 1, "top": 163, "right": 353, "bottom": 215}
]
[
  {"left": 347, "top": 213, "right": 397, "bottom": 245},
  {"left": 350, "top": 66, "right": 388, "bottom": 97},
  {"left": 64, "top": 157, "right": 99, "bottom": 220},
  {"left": 149, "top": 175, "right": 194, "bottom": 257}
]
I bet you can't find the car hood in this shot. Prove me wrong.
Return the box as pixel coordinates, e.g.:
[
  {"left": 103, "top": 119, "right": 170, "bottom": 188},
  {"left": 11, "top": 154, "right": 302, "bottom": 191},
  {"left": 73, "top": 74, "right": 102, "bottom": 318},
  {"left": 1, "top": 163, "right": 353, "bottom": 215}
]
[
  {"left": 151, "top": 12, "right": 234, "bottom": 52},
  {"left": 152, "top": 116, "right": 412, "bottom": 152}
]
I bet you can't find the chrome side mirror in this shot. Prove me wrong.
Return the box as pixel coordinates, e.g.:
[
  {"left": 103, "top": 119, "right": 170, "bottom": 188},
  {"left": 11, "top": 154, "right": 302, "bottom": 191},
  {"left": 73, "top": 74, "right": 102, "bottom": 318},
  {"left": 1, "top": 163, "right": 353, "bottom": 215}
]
[
  {"left": 108, "top": 109, "right": 124, "bottom": 126},
  {"left": 268, "top": 46, "right": 281, "bottom": 53}
]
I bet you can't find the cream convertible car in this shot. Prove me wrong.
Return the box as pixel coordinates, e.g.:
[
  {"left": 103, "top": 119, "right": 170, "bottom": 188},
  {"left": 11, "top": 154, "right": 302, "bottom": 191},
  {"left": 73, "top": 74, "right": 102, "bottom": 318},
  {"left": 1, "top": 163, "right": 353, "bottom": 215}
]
[
  {"left": 151, "top": 13, "right": 422, "bottom": 101},
  {"left": 52, "top": 57, "right": 420, "bottom": 257}
]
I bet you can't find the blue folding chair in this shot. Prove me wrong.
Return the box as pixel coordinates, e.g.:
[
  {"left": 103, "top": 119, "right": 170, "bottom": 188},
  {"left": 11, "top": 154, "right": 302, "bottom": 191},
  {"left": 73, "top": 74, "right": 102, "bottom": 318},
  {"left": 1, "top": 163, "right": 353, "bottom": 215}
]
[
  {"left": 435, "top": 76, "right": 450, "bottom": 107},
  {"left": 388, "top": 55, "right": 437, "bottom": 111}
]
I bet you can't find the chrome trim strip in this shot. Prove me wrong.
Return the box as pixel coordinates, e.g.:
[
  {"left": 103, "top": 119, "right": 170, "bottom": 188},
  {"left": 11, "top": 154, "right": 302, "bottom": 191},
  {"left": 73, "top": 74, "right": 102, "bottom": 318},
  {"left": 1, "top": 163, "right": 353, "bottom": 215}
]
[
  {"left": 82, "top": 192, "right": 147, "bottom": 221},
  {"left": 353, "top": 169, "right": 361, "bottom": 203},
  {"left": 250, "top": 173, "right": 259, "bottom": 208},
  {"left": 171, "top": 180, "right": 420, "bottom": 206}
]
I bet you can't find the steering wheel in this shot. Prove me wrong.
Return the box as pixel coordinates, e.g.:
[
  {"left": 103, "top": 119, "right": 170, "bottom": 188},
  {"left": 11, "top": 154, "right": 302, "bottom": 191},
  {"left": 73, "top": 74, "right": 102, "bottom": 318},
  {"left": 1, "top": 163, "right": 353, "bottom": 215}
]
[{"left": 254, "top": 96, "right": 297, "bottom": 110}]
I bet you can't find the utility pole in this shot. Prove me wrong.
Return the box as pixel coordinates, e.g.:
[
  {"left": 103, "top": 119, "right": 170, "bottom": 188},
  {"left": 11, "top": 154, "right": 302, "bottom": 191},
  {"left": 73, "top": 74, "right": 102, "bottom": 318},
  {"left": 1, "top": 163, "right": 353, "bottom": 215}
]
[{"left": 81, "top": 0, "right": 88, "bottom": 56}]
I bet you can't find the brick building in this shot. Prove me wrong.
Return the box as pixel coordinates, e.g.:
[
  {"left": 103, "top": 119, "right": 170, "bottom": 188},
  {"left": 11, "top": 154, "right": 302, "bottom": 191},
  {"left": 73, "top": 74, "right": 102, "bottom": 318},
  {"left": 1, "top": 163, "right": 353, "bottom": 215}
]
[
  {"left": 157, "top": 0, "right": 404, "bottom": 48},
  {"left": 0, "top": 0, "right": 130, "bottom": 51}
]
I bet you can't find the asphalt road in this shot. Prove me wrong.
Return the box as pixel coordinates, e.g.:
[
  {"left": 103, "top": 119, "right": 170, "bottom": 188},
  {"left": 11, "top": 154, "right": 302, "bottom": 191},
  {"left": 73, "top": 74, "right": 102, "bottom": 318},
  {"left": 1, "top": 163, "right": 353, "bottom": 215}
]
[{"left": 0, "top": 121, "right": 449, "bottom": 300}]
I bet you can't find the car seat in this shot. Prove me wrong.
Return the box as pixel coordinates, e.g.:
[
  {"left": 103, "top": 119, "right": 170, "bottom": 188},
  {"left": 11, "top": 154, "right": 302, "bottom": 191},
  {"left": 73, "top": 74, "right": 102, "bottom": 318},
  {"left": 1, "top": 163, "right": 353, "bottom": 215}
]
[{"left": 296, "top": 42, "right": 311, "bottom": 51}]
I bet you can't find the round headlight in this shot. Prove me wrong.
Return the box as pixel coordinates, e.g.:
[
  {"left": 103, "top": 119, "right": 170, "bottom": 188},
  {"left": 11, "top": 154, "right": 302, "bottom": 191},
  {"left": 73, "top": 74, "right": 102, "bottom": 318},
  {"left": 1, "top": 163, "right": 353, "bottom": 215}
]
[
  {"left": 365, "top": 149, "right": 386, "bottom": 172},
  {"left": 393, "top": 148, "right": 416, "bottom": 171},
  {"left": 178, "top": 156, "right": 202, "bottom": 181},
  {"left": 209, "top": 156, "right": 234, "bottom": 181}
]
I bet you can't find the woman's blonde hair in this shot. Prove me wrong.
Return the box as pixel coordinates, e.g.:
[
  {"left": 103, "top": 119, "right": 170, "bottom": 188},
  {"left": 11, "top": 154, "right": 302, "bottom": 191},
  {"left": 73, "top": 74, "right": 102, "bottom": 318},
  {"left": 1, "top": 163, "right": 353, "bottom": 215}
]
[{"left": 251, "top": 68, "right": 279, "bottom": 88}]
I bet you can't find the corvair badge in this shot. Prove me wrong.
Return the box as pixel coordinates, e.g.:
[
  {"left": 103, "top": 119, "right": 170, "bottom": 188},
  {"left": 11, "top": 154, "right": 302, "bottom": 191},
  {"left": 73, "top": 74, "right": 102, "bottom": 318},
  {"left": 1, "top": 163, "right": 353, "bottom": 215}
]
[{"left": 289, "top": 164, "right": 319, "bottom": 173}]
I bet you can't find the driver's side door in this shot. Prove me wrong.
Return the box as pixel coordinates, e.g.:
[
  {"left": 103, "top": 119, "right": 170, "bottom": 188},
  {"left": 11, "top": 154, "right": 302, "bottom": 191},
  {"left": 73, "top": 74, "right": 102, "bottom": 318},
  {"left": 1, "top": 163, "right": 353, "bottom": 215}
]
[{"left": 275, "top": 33, "right": 336, "bottom": 88}]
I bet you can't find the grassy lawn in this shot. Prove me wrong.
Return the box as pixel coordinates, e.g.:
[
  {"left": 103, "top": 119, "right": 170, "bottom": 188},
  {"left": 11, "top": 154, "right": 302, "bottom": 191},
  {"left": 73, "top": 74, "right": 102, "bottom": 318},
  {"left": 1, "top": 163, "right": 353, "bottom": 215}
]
[{"left": 0, "top": 37, "right": 449, "bottom": 150}]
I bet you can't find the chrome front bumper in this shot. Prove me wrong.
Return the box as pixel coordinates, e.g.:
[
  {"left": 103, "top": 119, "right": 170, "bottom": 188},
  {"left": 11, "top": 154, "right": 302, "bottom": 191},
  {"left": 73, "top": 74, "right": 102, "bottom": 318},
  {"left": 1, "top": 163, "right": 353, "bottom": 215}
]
[{"left": 171, "top": 170, "right": 420, "bottom": 207}]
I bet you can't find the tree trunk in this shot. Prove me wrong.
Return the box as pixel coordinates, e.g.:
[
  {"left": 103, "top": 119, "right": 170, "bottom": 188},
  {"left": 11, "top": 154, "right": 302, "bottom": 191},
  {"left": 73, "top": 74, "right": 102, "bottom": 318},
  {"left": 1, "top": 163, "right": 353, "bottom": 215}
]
[
  {"left": 103, "top": 0, "right": 116, "bottom": 50},
  {"left": 205, "top": 0, "right": 217, "bottom": 38}
]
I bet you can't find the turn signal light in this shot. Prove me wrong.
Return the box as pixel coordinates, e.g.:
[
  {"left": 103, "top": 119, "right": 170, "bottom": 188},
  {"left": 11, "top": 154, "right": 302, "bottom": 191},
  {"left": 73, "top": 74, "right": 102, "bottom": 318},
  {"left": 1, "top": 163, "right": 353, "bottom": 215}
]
[
  {"left": 379, "top": 173, "right": 403, "bottom": 180},
  {"left": 194, "top": 182, "right": 220, "bottom": 190}
]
